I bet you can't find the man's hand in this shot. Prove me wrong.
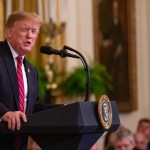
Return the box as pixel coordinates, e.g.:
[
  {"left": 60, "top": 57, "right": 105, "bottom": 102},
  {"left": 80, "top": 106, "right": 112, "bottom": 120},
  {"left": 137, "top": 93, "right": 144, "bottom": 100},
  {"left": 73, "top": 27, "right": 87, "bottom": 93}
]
[{"left": 1, "top": 111, "right": 27, "bottom": 131}]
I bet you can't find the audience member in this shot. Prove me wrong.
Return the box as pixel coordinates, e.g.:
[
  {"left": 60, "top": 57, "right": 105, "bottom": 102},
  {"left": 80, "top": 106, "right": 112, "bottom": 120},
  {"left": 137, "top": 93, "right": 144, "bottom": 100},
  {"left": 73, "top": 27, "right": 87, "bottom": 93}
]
[
  {"left": 135, "top": 118, "right": 150, "bottom": 150},
  {"left": 103, "top": 118, "right": 150, "bottom": 150},
  {"left": 136, "top": 118, "right": 150, "bottom": 139},
  {"left": 134, "top": 132, "right": 149, "bottom": 150},
  {"left": 110, "top": 127, "right": 135, "bottom": 150}
]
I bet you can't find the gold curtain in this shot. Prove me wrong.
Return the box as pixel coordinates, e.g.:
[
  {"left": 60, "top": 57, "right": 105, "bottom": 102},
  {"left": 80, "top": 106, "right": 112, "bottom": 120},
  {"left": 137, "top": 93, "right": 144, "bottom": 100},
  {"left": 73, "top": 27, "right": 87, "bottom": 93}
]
[
  {"left": 0, "top": 0, "right": 4, "bottom": 40},
  {"left": 46, "top": 0, "right": 67, "bottom": 72}
]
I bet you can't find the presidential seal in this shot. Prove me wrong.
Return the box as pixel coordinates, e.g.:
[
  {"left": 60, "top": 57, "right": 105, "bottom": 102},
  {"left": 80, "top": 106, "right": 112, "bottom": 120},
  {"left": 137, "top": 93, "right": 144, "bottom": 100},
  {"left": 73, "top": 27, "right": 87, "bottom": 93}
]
[{"left": 98, "top": 95, "right": 112, "bottom": 129}]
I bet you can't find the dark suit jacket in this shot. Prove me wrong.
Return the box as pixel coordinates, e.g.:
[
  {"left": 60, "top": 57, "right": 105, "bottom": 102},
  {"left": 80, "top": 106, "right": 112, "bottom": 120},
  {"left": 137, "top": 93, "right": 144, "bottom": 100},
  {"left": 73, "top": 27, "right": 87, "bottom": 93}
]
[{"left": 0, "top": 40, "right": 39, "bottom": 149}]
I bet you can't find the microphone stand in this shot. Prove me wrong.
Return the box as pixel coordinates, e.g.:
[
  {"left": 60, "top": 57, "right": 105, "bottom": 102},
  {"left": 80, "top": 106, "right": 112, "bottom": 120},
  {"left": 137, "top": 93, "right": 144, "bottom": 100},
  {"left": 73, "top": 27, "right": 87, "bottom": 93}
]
[{"left": 63, "top": 45, "right": 90, "bottom": 102}]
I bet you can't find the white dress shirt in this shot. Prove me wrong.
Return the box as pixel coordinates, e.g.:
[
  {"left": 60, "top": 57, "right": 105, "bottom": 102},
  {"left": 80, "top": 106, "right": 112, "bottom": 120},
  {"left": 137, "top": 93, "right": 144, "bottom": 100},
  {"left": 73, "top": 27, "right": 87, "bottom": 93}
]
[{"left": 8, "top": 41, "right": 28, "bottom": 113}]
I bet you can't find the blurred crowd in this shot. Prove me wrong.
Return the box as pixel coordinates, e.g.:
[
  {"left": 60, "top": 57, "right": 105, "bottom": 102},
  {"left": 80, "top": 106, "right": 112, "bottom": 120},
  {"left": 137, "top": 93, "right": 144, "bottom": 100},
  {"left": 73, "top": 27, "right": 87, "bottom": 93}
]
[{"left": 90, "top": 118, "right": 150, "bottom": 150}]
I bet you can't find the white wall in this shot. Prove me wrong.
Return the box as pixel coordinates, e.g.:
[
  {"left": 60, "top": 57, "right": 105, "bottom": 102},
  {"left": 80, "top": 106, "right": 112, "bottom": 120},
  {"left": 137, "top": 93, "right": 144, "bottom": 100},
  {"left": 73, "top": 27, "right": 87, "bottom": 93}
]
[
  {"left": 66, "top": 0, "right": 150, "bottom": 149},
  {"left": 66, "top": 0, "right": 94, "bottom": 71}
]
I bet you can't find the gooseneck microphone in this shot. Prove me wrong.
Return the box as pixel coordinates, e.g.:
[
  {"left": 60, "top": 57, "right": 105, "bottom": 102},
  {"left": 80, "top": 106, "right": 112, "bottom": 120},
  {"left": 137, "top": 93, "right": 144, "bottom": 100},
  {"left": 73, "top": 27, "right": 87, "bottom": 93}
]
[
  {"left": 40, "top": 45, "right": 90, "bottom": 101},
  {"left": 40, "top": 46, "right": 80, "bottom": 59}
]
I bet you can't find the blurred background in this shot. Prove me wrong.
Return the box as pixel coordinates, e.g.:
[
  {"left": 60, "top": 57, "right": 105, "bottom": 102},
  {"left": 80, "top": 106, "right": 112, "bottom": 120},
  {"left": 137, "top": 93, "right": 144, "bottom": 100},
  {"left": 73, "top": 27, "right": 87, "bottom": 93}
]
[{"left": 0, "top": 0, "right": 150, "bottom": 149}]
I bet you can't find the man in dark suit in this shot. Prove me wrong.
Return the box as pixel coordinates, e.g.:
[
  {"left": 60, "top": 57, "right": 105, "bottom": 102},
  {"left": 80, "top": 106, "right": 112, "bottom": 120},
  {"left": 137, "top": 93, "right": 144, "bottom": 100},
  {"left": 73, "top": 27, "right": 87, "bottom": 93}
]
[{"left": 0, "top": 11, "right": 43, "bottom": 149}]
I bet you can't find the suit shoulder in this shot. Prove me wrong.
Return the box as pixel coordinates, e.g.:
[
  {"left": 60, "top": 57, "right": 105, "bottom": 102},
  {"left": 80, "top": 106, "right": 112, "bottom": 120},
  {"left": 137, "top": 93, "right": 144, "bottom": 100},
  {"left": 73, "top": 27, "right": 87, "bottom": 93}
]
[
  {"left": 0, "top": 41, "right": 5, "bottom": 53},
  {"left": 25, "top": 59, "right": 37, "bottom": 70},
  {"left": 24, "top": 59, "right": 38, "bottom": 75},
  {"left": 0, "top": 40, "right": 10, "bottom": 55}
]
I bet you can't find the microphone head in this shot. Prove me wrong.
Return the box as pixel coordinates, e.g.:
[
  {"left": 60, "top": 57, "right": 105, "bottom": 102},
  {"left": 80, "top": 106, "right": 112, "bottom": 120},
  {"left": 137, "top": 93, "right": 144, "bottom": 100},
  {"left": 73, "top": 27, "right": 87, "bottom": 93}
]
[
  {"left": 40, "top": 46, "right": 53, "bottom": 54},
  {"left": 40, "top": 46, "right": 79, "bottom": 58}
]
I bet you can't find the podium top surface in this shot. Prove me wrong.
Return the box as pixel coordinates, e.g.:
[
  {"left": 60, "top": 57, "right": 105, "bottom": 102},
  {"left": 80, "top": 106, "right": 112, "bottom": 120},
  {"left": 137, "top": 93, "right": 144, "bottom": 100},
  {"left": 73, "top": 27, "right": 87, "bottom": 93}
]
[{"left": 0, "top": 101, "right": 120, "bottom": 134}]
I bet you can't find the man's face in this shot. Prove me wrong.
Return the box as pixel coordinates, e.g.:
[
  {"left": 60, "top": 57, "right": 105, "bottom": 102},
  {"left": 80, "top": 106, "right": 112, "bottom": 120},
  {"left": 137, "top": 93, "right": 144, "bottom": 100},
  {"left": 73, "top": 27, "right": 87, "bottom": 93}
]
[
  {"left": 114, "top": 137, "right": 135, "bottom": 150},
  {"left": 135, "top": 132, "right": 148, "bottom": 150},
  {"left": 138, "top": 122, "right": 150, "bottom": 138},
  {"left": 6, "top": 19, "right": 40, "bottom": 55}
]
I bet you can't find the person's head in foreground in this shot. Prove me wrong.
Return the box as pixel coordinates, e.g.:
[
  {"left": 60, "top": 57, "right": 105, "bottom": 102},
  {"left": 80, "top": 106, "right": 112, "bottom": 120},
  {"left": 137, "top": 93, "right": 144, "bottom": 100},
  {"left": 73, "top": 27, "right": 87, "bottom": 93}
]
[{"left": 111, "top": 127, "right": 135, "bottom": 150}]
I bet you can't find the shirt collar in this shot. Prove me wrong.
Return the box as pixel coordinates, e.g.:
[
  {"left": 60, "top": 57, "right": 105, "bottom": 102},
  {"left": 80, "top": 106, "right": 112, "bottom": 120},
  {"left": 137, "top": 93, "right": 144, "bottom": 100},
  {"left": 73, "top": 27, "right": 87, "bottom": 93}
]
[{"left": 7, "top": 41, "right": 25, "bottom": 60}]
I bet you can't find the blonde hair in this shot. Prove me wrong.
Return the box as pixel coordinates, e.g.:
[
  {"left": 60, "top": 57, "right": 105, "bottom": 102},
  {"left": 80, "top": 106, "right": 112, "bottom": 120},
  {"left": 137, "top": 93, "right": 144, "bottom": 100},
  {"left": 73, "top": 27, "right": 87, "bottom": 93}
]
[{"left": 6, "top": 11, "right": 43, "bottom": 28}]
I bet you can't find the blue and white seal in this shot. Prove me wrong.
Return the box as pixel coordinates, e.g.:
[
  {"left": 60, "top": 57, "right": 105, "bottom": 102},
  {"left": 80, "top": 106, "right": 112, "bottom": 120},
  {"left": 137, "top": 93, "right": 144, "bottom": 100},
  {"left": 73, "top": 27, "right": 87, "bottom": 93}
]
[{"left": 98, "top": 95, "right": 112, "bottom": 129}]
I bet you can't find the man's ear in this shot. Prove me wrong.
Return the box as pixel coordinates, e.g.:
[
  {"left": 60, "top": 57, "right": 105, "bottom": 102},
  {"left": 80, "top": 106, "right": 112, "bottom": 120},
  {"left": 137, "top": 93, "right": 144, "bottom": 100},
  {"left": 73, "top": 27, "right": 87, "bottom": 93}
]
[{"left": 6, "top": 28, "right": 12, "bottom": 38}]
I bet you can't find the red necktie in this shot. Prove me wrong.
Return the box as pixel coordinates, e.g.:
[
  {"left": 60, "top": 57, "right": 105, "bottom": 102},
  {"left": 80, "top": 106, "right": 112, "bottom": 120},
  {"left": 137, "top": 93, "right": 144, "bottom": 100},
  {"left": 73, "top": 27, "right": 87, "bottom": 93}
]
[
  {"left": 13, "top": 56, "right": 25, "bottom": 150},
  {"left": 16, "top": 56, "right": 25, "bottom": 112}
]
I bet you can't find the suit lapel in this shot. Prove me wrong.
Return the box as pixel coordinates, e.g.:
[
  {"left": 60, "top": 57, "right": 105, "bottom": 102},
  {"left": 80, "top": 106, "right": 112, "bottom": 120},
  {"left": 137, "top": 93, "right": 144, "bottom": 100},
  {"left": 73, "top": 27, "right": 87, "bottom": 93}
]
[
  {"left": 5, "top": 57, "right": 33, "bottom": 114},
  {"left": 23, "top": 59, "right": 31, "bottom": 114},
  {"left": 1, "top": 41, "right": 20, "bottom": 110}
]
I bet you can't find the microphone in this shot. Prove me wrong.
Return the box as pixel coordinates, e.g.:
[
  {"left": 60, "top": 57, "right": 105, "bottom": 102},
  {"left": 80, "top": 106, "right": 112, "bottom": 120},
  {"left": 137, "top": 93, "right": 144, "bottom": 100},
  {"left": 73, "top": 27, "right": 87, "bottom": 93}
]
[
  {"left": 40, "top": 45, "right": 90, "bottom": 101},
  {"left": 40, "top": 46, "right": 80, "bottom": 59}
]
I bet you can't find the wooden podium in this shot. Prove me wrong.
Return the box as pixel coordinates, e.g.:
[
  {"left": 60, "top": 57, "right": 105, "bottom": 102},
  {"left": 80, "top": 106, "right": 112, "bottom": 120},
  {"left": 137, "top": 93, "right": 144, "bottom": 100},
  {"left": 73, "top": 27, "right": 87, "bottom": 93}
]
[{"left": 0, "top": 101, "right": 120, "bottom": 150}]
